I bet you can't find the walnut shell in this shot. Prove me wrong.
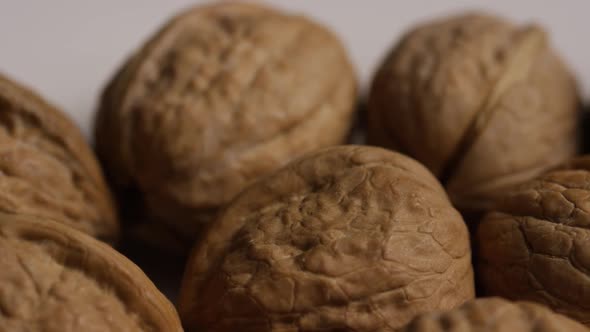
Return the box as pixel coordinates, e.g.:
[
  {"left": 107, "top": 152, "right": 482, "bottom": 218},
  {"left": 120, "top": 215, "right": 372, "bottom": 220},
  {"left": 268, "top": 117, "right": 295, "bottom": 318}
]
[
  {"left": 95, "top": 2, "right": 357, "bottom": 251},
  {"left": 179, "top": 145, "right": 474, "bottom": 332},
  {"left": 0, "top": 73, "right": 118, "bottom": 243},
  {"left": 400, "top": 297, "right": 588, "bottom": 331},
  {"left": 368, "top": 13, "right": 578, "bottom": 214},
  {"left": 0, "top": 213, "right": 182, "bottom": 331},
  {"left": 478, "top": 155, "right": 590, "bottom": 326}
]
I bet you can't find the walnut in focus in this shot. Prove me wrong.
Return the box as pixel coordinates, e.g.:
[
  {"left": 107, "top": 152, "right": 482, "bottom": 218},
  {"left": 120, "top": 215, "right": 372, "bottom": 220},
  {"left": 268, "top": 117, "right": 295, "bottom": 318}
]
[
  {"left": 0, "top": 213, "right": 182, "bottom": 331},
  {"left": 179, "top": 145, "right": 474, "bottom": 332},
  {"left": 0, "top": 73, "right": 118, "bottom": 243},
  {"left": 400, "top": 297, "right": 588, "bottom": 332},
  {"left": 368, "top": 13, "right": 579, "bottom": 215},
  {"left": 95, "top": 2, "right": 357, "bottom": 252},
  {"left": 478, "top": 155, "right": 590, "bottom": 326}
]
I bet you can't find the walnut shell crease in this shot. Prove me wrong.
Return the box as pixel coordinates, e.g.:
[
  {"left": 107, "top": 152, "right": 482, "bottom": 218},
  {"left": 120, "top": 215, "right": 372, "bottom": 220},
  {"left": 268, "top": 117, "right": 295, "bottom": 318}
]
[
  {"left": 368, "top": 13, "right": 579, "bottom": 214},
  {"left": 95, "top": 2, "right": 357, "bottom": 251}
]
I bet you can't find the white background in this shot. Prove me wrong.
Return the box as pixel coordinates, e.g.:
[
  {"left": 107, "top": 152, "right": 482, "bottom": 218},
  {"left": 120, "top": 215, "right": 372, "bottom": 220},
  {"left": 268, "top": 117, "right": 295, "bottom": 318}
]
[{"left": 1, "top": 1, "right": 588, "bottom": 137}]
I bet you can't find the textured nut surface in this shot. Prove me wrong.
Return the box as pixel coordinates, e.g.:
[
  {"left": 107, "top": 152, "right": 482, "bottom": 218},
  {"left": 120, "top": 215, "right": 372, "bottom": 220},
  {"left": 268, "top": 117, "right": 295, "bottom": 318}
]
[
  {"left": 400, "top": 297, "right": 588, "bottom": 332},
  {"left": 179, "top": 145, "right": 474, "bottom": 332},
  {"left": 0, "top": 213, "right": 182, "bottom": 331},
  {"left": 478, "top": 155, "right": 590, "bottom": 326},
  {"left": 368, "top": 13, "right": 578, "bottom": 213},
  {"left": 95, "top": 2, "right": 357, "bottom": 250},
  {"left": 0, "top": 73, "right": 118, "bottom": 243}
]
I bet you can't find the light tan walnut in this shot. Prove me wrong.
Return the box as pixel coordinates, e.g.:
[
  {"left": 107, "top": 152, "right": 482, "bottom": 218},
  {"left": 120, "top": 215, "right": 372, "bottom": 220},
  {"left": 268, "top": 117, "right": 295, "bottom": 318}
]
[
  {"left": 478, "top": 155, "right": 590, "bottom": 326},
  {"left": 0, "top": 213, "right": 182, "bottom": 331},
  {"left": 179, "top": 145, "right": 474, "bottom": 331},
  {"left": 368, "top": 13, "right": 578, "bottom": 215},
  {"left": 400, "top": 297, "right": 588, "bottom": 332},
  {"left": 0, "top": 73, "right": 118, "bottom": 243},
  {"left": 95, "top": 2, "right": 357, "bottom": 252}
]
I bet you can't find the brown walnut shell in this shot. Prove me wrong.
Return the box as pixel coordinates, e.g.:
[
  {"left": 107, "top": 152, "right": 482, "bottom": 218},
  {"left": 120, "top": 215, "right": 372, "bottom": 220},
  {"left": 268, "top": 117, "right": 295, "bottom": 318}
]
[
  {"left": 0, "top": 213, "right": 182, "bottom": 331},
  {"left": 179, "top": 145, "right": 474, "bottom": 332},
  {"left": 478, "top": 155, "right": 590, "bottom": 326},
  {"left": 95, "top": 2, "right": 357, "bottom": 251},
  {"left": 0, "top": 73, "right": 118, "bottom": 243},
  {"left": 400, "top": 297, "right": 588, "bottom": 332},
  {"left": 368, "top": 13, "right": 578, "bottom": 214}
]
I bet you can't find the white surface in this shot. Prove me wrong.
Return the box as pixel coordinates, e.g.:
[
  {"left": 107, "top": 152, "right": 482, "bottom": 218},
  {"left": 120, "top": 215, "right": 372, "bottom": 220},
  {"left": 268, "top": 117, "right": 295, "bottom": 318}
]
[{"left": 1, "top": 1, "right": 589, "bottom": 137}]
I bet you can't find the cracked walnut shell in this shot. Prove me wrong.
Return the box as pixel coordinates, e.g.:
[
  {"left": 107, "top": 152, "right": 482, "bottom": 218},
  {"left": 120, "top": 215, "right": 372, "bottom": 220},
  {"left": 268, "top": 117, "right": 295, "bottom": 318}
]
[
  {"left": 0, "top": 73, "right": 118, "bottom": 243},
  {"left": 95, "top": 2, "right": 357, "bottom": 251},
  {"left": 368, "top": 13, "right": 579, "bottom": 214},
  {"left": 0, "top": 213, "right": 182, "bottom": 331},
  {"left": 400, "top": 297, "right": 588, "bottom": 331},
  {"left": 179, "top": 145, "right": 474, "bottom": 332},
  {"left": 478, "top": 155, "right": 590, "bottom": 326}
]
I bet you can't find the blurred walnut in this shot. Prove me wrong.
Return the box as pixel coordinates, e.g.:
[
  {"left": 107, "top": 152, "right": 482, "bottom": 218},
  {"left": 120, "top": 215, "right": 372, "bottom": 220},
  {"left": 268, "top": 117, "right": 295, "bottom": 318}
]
[
  {"left": 478, "top": 155, "right": 590, "bottom": 326},
  {"left": 368, "top": 13, "right": 579, "bottom": 214},
  {"left": 0, "top": 213, "right": 182, "bottom": 331},
  {"left": 0, "top": 73, "right": 118, "bottom": 243},
  {"left": 179, "top": 145, "right": 474, "bottom": 332},
  {"left": 95, "top": 2, "right": 357, "bottom": 252},
  {"left": 400, "top": 297, "right": 588, "bottom": 331}
]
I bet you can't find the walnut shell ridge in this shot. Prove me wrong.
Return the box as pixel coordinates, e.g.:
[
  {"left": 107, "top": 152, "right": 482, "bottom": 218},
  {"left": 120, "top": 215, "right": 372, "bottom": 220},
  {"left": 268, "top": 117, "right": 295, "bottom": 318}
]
[
  {"left": 400, "top": 297, "right": 588, "bottom": 332},
  {"left": 0, "top": 73, "right": 118, "bottom": 243},
  {"left": 0, "top": 213, "right": 182, "bottom": 331},
  {"left": 95, "top": 2, "right": 357, "bottom": 251},
  {"left": 179, "top": 145, "right": 474, "bottom": 332},
  {"left": 368, "top": 13, "right": 578, "bottom": 214},
  {"left": 478, "top": 155, "right": 590, "bottom": 326}
]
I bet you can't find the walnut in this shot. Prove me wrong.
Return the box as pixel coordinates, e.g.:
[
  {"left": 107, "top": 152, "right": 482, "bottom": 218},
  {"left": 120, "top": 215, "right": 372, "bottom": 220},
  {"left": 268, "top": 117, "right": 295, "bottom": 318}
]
[
  {"left": 0, "top": 73, "right": 118, "bottom": 243},
  {"left": 0, "top": 212, "right": 182, "bottom": 331},
  {"left": 477, "top": 155, "right": 590, "bottom": 326},
  {"left": 95, "top": 2, "right": 357, "bottom": 252},
  {"left": 179, "top": 145, "right": 474, "bottom": 332},
  {"left": 400, "top": 297, "right": 588, "bottom": 331},
  {"left": 367, "top": 13, "right": 579, "bottom": 215}
]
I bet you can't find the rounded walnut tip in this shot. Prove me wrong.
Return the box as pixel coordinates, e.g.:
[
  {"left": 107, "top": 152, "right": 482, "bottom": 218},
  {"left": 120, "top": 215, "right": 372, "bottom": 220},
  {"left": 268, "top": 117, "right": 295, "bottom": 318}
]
[
  {"left": 94, "top": 1, "right": 358, "bottom": 253},
  {"left": 367, "top": 12, "right": 579, "bottom": 216},
  {"left": 179, "top": 145, "right": 474, "bottom": 332}
]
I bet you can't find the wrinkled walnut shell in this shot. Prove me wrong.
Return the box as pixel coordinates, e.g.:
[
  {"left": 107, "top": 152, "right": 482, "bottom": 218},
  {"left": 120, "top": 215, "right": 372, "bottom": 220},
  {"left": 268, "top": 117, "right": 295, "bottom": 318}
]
[
  {"left": 95, "top": 2, "right": 357, "bottom": 251},
  {"left": 0, "top": 73, "right": 118, "bottom": 243},
  {"left": 400, "top": 297, "right": 588, "bottom": 331},
  {"left": 478, "top": 155, "right": 590, "bottom": 326},
  {"left": 368, "top": 13, "right": 578, "bottom": 214},
  {"left": 0, "top": 213, "right": 182, "bottom": 331},
  {"left": 179, "top": 145, "right": 474, "bottom": 332}
]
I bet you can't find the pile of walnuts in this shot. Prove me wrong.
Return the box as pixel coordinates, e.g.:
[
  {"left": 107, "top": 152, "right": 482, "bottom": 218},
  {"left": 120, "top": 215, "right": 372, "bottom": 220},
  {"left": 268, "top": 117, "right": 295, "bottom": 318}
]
[{"left": 1, "top": 2, "right": 589, "bottom": 331}]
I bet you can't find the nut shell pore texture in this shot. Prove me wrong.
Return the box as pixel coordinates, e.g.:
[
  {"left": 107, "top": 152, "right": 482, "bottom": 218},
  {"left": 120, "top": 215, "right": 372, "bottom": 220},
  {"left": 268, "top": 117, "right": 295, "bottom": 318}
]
[
  {"left": 179, "top": 146, "right": 474, "bottom": 332},
  {"left": 368, "top": 13, "right": 578, "bottom": 213},
  {"left": 0, "top": 213, "right": 182, "bottom": 331},
  {"left": 95, "top": 2, "right": 357, "bottom": 249},
  {"left": 400, "top": 297, "right": 589, "bottom": 332},
  {"left": 0, "top": 73, "right": 118, "bottom": 243},
  {"left": 478, "top": 155, "right": 590, "bottom": 326}
]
